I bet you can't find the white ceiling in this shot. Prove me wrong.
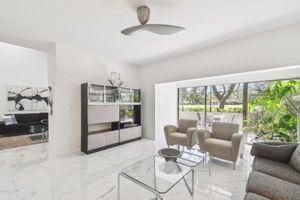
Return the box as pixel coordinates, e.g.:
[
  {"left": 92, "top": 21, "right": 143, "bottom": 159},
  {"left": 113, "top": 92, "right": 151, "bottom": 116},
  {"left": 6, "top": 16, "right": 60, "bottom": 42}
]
[{"left": 1, "top": 0, "right": 300, "bottom": 65}]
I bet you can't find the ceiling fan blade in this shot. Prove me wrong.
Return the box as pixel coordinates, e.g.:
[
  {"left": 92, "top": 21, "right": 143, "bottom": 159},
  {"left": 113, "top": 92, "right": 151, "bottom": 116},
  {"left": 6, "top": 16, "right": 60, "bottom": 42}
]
[
  {"left": 143, "top": 24, "right": 185, "bottom": 35},
  {"left": 121, "top": 24, "right": 185, "bottom": 35},
  {"left": 121, "top": 25, "right": 145, "bottom": 35}
]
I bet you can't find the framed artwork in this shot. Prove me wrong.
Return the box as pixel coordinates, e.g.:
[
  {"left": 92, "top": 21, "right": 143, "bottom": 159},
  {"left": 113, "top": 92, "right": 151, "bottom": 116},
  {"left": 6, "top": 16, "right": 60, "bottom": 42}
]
[{"left": 7, "top": 85, "right": 48, "bottom": 111}]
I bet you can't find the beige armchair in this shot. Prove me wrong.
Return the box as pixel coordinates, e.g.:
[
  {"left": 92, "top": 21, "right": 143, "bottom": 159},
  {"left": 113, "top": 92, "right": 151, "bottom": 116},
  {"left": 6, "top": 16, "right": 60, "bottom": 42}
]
[
  {"left": 197, "top": 122, "right": 245, "bottom": 169},
  {"left": 164, "top": 119, "right": 198, "bottom": 148}
]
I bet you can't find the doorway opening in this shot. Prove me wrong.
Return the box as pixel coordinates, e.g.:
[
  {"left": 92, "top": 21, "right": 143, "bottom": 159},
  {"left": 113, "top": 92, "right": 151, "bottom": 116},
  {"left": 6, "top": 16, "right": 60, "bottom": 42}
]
[{"left": 0, "top": 42, "right": 49, "bottom": 150}]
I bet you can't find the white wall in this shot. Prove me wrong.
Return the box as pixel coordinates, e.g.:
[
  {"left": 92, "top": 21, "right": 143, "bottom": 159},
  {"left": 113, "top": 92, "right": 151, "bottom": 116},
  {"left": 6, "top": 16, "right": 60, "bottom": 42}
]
[
  {"left": 48, "top": 44, "right": 139, "bottom": 155},
  {"left": 176, "top": 65, "right": 300, "bottom": 88},
  {"left": 139, "top": 23, "right": 300, "bottom": 139},
  {"left": 155, "top": 82, "right": 177, "bottom": 148},
  {"left": 0, "top": 42, "right": 47, "bottom": 119}
]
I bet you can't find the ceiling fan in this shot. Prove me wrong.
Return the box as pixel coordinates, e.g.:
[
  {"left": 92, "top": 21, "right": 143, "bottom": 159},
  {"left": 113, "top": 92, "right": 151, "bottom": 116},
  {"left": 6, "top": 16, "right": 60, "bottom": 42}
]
[{"left": 121, "top": 5, "right": 185, "bottom": 35}]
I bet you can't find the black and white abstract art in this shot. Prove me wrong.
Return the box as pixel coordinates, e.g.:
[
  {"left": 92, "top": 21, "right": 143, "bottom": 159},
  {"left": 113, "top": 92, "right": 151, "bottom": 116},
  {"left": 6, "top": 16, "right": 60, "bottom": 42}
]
[{"left": 7, "top": 85, "right": 48, "bottom": 111}]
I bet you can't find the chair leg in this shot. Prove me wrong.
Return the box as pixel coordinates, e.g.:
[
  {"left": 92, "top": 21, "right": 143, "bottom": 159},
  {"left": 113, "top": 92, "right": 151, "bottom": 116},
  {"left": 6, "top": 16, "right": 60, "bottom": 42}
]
[{"left": 233, "top": 162, "right": 236, "bottom": 170}]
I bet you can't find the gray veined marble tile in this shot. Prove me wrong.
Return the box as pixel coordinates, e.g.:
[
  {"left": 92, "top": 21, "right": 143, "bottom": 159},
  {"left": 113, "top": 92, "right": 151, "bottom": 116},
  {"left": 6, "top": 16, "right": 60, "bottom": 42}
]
[{"left": 0, "top": 138, "right": 252, "bottom": 200}]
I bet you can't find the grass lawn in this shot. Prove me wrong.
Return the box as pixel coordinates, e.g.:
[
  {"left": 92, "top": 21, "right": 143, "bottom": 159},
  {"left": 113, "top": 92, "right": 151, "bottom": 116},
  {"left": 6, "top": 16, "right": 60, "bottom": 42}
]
[{"left": 179, "top": 104, "right": 243, "bottom": 113}]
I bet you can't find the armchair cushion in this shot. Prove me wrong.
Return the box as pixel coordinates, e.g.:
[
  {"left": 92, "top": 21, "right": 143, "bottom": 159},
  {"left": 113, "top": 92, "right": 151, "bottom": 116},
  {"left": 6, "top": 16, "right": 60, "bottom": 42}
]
[
  {"left": 289, "top": 145, "right": 300, "bottom": 173},
  {"left": 204, "top": 138, "right": 232, "bottom": 161},
  {"left": 251, "top": 142, "right": 297, "bottom": 163},
  {"left": 168, "top": 132, "right": 187, "bottom": 146},
  {"left": 178, "top": 119, "right": 197, "bottom": 133},
  {"left": 212, "top": 122, "right": 239, "bottom": 141}
]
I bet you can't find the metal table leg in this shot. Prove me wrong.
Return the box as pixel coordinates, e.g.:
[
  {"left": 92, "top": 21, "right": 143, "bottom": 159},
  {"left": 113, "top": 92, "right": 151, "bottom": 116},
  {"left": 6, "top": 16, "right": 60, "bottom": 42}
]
[
  {"left": 181, "top": 168, "right": 194, "bottom": 195},
  {"left": 208, "top": 152, "right": 211, "bottom": 176},
  {"left": 117, "top": 173, "right": 120, "bottom": 200},
  {"left": 175, "top": 164, "right": 194, "bottom": 196},
  {"left": 118, "top": 168, "right": 193, "bottom": 199},
  {"left": 118, "top": 172, "right": 165, "bottom": 200}
]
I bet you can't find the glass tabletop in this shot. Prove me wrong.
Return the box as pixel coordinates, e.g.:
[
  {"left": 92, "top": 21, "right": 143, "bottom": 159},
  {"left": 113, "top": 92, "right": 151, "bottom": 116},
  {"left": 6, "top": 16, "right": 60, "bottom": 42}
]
[
  {"left": 177, "top": 148, "right": 207, "bottom": 167},
  {"left": 120, "top": 155, "right": 192, "bottom": 194}
]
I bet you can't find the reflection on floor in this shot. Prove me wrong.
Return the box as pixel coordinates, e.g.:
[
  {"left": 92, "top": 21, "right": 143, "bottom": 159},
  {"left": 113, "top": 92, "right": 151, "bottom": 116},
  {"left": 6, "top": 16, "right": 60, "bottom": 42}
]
[
  {"left": 0, "top": 133, "right": 47, "bottom": 150},
  {"left": 0, "top": 139, "right": 253, "bottom": 200}
]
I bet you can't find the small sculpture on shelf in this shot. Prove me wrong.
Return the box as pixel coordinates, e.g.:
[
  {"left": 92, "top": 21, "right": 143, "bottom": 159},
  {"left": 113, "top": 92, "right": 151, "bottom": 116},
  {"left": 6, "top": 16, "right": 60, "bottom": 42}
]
[{"left": 107, "top": 71, "right": 124, "bottom": 87}]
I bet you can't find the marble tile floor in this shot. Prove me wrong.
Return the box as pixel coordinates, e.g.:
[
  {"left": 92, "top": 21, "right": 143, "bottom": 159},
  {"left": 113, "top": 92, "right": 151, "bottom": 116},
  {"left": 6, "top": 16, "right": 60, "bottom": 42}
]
[{"left": 0, "top": 139, "right": 253, "bottom": 200}]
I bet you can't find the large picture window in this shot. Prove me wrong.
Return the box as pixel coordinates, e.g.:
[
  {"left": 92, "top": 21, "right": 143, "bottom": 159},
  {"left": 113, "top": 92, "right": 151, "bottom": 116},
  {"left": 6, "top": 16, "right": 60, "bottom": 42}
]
[{"left": 178, "top": 79, "right": 300, "bottom": 143}]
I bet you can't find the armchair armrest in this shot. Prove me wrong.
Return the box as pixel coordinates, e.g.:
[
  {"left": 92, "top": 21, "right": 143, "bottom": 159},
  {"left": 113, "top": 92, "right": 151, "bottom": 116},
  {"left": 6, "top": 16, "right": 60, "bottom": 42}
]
[
  {"left": 250, "top": 142, "right": 298, "bottom": 163},
  {"left": 164, "top": 125, "right": 177, "bottom": 133},
  {"left": 164, "top": 125, "right": 177, "bottom": 136},
  {"left": 231, "top": 133, "right": 244, "bottom": 162},
  {"left": 197, "top": 129, "right": 211, "bottom": 149},
  {"left": 186, "top": 127, "right": 197, "bottom": 147}
]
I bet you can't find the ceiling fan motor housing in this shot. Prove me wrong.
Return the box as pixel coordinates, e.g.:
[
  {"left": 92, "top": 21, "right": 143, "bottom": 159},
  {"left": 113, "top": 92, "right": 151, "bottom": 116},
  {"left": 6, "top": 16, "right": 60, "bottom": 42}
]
[
  {"left": 137, "top": 6, "right": 150, "bottom": 25},
  {"left": 121, "top": 5, "right": 185, "bottom": 35}
]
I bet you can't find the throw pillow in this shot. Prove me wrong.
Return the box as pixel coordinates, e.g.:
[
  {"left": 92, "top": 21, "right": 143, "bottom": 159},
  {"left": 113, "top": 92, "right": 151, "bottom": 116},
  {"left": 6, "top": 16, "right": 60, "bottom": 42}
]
[
  {"left": 289, "top": 145, "right": 300, "bottom": 173},
  {"left": 251, "top": 142, "right": 298, "bottom": 163},
  {"left": 3, "top": 115, "right": 18, "bottom": 125}
]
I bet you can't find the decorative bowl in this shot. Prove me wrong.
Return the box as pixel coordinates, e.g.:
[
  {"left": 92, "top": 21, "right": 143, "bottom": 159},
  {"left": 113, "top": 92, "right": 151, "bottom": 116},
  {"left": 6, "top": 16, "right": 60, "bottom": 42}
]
[{"left": 158, "top": 148, "right": 182, "bottom": 161}]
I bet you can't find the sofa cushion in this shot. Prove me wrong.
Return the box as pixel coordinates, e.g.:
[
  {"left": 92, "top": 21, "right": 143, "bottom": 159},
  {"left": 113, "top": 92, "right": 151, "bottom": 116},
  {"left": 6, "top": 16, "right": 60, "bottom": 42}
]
[
  {"left": 168, "top": 132, "right": 187, "bottom": 146},
  {"left": 253, "top": 157, "right": 300, "bottom": 185},
  {"left": 2, "top": 115, "right": 17, "bottom": 125},
  {"left": 289, "top": 145, "right": 300, "bottom": 173},
  {"left": 246, "top": 171, "right": 300, "bottom": 200},
  {"left": 244, "top": 193, "right": 270, "bottom": 200},
  {"left": 22, "top": 114, "right": 40, "bottom": 123},
  {"left": 26, "top": 122, "right": 41, "bottom": 126},
  {"left": 4, "top": 124, "right": 28, "bottom": 134},
  {"left": 251, "top": 142, "right": 297, "bottom": 163},
  {"left": 39, "top": 113, "right": 48, "bottom": 121},
  {"left": 13, "top": 114, "right": 24, "bottom": 123},
  {"left": 204, "top": 138, "right": 232, "bottom": 161}
]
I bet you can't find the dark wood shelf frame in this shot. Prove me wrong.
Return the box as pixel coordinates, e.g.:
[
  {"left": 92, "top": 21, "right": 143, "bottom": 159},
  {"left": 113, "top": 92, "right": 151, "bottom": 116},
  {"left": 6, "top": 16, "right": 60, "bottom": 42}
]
[{"left": 81, "top": 83, "right": 142, "bottom": 154}]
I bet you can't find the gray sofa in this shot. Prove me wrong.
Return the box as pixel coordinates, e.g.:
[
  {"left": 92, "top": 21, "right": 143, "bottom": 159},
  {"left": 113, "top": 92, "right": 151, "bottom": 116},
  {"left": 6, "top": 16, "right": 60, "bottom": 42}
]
[{"left": 245, "top": 142, "right": 300, "bottom": 200}]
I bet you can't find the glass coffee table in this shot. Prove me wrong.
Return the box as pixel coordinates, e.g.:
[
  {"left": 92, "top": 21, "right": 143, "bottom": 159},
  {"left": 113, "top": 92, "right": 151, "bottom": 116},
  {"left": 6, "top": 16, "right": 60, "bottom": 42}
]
[
  {"left": 178, "top": 148, "right": 211, "bottom": 175},
  {"left": 118, "top": 149, "right": 210, "bottom": 200}
]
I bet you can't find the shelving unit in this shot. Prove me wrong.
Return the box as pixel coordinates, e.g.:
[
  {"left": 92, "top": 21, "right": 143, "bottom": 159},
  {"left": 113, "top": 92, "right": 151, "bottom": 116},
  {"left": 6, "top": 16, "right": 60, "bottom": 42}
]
[{"left": 81, "top": 83, "right": 142, "bottom": 154}]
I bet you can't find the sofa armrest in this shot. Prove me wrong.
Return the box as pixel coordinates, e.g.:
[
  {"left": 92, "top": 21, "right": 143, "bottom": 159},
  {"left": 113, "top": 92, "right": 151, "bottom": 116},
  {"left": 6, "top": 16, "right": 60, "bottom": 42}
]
[
  {"left": 251, "top": 142, "right": 298, "bottom": 163},
  {"left": 0, "top": 121, "right": 5, "bottom": 132},
  {"left": 197, "top": 129, "right": 211, "bottom": 149},
  {"left": 246, "top": 171, "right": 300, "bottom": 200},
  {"left": 231, "top": 133, "right": 244, "bottom": 162}
]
